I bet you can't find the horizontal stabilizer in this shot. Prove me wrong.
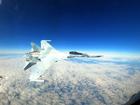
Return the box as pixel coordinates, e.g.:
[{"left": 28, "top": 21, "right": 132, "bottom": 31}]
[
  {"left": 30, "top": 79, "right": 44, "bottom": 82},
  {"left": 24, "top": 62, "right": 36, "bottom": 71}
]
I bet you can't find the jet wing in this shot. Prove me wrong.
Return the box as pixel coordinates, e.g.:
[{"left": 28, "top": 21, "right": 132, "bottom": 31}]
[
  {"left": 24, "top": 62, "right": 36, "bottom": 71},
  {"left": 29, "top": 56, "right": 57, "bottom": 82}
]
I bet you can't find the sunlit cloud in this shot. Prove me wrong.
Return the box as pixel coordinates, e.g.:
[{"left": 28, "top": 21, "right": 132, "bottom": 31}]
[{"left": 0, "top": 57, "right": 140, "bottom": 105}]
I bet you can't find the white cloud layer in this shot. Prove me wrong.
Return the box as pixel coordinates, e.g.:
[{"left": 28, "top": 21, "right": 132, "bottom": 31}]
[{"left": 0, "top": 57, "right": 140, "bottom": 105}]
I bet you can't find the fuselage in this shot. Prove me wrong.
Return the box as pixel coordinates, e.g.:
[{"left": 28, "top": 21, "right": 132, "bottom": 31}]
[{"left": 26, "top": 49, "right": 68, "bottom": 62}]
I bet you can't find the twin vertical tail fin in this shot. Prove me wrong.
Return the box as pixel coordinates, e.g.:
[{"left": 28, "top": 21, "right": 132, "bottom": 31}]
[
  {"left": 24, "top": 40, "right": 53, "bottom": 71},
  {"left": 41, "top": 40, "right": 52, "bottom": 50},
  {"left": 31, "top": 40, "right": 52, "bottom": 51},
  {"left": 31, "top": 42, "right": 41, "bottom": 52}
]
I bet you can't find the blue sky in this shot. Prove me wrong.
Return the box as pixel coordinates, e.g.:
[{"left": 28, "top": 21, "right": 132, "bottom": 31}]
[{"left": 0, "top": 0, "right": 140, "bottom": 55}]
